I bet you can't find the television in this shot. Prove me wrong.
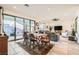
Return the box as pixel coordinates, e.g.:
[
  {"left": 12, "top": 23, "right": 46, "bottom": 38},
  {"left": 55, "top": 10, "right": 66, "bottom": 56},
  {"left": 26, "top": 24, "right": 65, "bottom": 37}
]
[{"left": 54, "top": 26, "right": 62, "bottom": 30}]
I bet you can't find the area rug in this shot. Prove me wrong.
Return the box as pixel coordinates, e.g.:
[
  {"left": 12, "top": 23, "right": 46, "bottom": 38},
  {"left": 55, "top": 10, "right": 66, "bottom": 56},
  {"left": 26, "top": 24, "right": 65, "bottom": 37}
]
[{"left": 16, "top": 42, "right": 54, "bottom": 55}]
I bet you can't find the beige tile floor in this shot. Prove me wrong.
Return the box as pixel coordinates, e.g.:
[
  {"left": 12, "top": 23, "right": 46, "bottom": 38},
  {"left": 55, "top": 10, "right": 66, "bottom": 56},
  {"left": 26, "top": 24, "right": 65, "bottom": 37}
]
[
  {"left": 8, "top": 40, "right": 30, "bottom": 55},
  {"left": 8, "top": 36, "right": 79, "bottom": 55}
]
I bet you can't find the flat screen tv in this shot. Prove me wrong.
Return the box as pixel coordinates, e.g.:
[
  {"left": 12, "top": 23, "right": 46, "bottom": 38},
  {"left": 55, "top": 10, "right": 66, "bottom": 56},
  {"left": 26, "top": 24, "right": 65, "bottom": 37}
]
[{"left": 54, "top": 26, "right": 62, "bottom": 30}]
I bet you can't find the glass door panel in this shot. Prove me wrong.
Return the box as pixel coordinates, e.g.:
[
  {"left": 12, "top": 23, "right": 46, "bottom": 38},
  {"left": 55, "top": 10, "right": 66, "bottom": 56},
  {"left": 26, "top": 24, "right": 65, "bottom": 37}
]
[
  {"left": 4, "top": 15, "right": 15, "bottom": 41},
  {"left": 24, "top": 20, "right": 31, "bottom": 32},
  {"left": 31, "top": 21, "right": 34, "bottom": 33},
  {"left": 39, "top": 23, "right": 46, "bottom": 30},
  {"left": 16, "top": 17, "right": 23, "bottom": 39}
]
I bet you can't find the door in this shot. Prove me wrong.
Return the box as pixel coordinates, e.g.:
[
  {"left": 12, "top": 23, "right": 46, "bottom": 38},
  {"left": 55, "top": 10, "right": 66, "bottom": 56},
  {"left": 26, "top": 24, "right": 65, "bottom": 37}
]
[
  {"left": 16, "top": 17, "right": 23, "bottom": 39},
  {"left": 4, "top": 15, "right": 15, "bottom": 41}
]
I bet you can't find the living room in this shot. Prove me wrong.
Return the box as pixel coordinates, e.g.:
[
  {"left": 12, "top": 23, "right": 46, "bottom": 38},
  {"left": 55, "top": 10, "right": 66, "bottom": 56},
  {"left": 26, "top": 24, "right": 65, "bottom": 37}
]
[{"left": 0, "top": 4, "right": 79, "bottom": 55}]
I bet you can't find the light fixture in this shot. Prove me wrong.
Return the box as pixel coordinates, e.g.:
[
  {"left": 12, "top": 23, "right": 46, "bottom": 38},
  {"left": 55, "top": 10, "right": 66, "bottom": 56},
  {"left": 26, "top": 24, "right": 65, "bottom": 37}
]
[
  {"left": 43, "top": 18, "right": 45, "bottom": 20},
  {"left": 13, "top": 6, "right": 16, "bottom": 9},
  {"left": 48, "top": 8, "right": 50, "bottom": 11},
  {"left": 24, "top": 4, "right": 29, "bottom": 7}
]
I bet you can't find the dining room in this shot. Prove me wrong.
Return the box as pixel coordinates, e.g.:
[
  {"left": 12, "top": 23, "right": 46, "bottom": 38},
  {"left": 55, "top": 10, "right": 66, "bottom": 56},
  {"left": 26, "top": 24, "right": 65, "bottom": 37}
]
[{"left": 0, "top": 4, "right": 79, "bottom": 55}]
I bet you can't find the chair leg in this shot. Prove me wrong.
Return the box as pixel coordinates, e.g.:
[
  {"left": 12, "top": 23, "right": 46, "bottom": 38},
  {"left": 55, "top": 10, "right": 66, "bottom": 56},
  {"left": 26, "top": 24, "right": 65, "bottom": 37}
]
[
  {"left": 32, "top": 41, "right": 35, "bottom": 49},
  {"left": 33, "top": 41, "right": 37, "bottom": 49},
  {"left": 30, "top": 41, "right": 34, "bottom": 49},
  {"left": 23, "top": 38, "right": 29, "bottom": 45},
  {"left": 29, "top": 41, "right": 32, "bottom": 48},
  {"left": 23, "top": 39, "right": 26, "bottom": 45}
]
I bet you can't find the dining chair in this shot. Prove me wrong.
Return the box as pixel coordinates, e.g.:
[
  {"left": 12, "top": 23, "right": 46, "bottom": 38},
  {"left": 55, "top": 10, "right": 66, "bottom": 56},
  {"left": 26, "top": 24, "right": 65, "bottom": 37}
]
[
  {"left": 29, "top": 34, "right": 37, "bottom": 49},
  {"left": 23, "top": 32, "right": 29, "bottom": 45}
]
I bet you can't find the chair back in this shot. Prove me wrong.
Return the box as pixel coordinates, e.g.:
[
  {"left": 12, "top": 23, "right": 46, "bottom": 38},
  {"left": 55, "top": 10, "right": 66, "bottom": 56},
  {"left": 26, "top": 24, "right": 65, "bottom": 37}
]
[
  {"left": 29, "top": 34, "right": 35, "bottom": 40},
  {"left": 23, "top": 32, "right": 28, "bottom": 39}
]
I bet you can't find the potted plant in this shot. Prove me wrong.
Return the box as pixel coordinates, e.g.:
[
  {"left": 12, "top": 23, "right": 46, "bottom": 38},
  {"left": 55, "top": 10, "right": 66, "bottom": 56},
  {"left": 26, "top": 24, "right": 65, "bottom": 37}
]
[
  {"left": 69, "top": 28, "right": 76, "bottom": 41},
  {"left": 71, "top": 28, "right": 75, "bottom": 36}
]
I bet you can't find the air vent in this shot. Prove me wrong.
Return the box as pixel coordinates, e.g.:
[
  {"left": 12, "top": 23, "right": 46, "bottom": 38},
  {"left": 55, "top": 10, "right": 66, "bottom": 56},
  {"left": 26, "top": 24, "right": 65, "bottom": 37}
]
[{"left": 52, "top": 18, "right": 59, "bottom": 21}]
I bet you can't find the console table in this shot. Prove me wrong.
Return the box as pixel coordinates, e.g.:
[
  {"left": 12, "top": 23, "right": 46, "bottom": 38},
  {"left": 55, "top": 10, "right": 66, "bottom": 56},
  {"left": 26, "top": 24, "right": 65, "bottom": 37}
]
[
  {"left": 68, "top": 36, "right": 75, "bottom": 41},
  {"left": 0, "top": 35, "right": 8, "bottom": 55}
]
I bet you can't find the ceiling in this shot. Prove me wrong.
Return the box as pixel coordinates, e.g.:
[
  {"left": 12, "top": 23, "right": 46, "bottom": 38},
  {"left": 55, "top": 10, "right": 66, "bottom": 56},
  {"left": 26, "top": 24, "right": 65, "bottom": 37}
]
[{"left": 0, "top": 4, "right": 79, "bottom": 21}]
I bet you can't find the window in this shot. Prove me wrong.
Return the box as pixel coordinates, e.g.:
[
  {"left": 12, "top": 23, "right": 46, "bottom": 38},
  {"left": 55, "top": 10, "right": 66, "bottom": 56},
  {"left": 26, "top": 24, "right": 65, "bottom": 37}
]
[
  {"left": 4, "top": 15, "right": 15, "bottom": 41},
  {"left": 16, "top": 17, "right": 24, "bottom": 39},
  {"left": 39, "top": 23, "right": 46, "bottom": 30},
  {"left": 3, "top": 14, "right": 35, "bottom": 41},
  {"left": 24, "top": 19, "right": 31, "bottom": 32},
  {"left": 31, "top": 20, "right": 35, "bottom": 33}
]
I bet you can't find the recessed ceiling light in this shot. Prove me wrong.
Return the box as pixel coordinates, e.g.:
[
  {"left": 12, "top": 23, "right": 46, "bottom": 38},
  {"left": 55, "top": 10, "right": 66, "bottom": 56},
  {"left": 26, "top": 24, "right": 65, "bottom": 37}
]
[
  {"left": 43, "top": 18, "right": 45, "bottom": 20},
  {"left": 48, "top": 8, "right": 50, "bottom": 11},
  {"left": 13, "top": 6, "right": 16, "bottom": 9}
]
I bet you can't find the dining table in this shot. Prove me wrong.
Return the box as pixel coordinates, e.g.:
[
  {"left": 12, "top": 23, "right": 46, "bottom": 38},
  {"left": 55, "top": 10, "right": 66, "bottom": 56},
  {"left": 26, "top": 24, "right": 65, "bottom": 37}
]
[{"left": 34, "top": 33, "right": 50, "bottom": 45}]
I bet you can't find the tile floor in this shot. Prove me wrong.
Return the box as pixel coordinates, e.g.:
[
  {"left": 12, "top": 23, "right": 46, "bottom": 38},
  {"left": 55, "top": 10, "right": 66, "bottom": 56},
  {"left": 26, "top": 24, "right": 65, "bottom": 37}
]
[
  {"left": 8, "top": 36, "right": 79, "bottom": 55},
  {"left": 8, "top": 40, "right": 30, "bottom": 55}
]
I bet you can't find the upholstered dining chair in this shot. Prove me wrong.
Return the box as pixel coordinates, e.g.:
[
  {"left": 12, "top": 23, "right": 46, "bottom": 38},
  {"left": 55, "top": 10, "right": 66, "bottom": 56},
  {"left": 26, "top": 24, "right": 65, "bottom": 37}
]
[
  {"left": 29, "top": 34, "right": 37, "bottom": 49},
  {"left": 23, "top": 32, "right": 29, "bottom": 45}
]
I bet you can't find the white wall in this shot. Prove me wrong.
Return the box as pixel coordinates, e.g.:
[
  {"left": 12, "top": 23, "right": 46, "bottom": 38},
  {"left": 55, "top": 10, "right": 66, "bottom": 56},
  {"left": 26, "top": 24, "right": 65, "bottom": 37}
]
[{"left": 3, "top": 8, "right": 33, "bottom": 20}]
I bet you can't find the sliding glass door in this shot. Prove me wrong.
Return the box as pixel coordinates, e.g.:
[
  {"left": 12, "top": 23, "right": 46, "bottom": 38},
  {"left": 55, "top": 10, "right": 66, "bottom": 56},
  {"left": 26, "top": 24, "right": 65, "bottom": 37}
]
[
  {"left": 39, "top": 23, "right": 46, "bottom": 30},
  {"left": 24, "top": 20, "right": 35, "bottom": 33},
  {"left": 16, "top": 17, "right": 24, "bottom": 39},
  {"left": 31, "top": 20, "right": 35, "bottom": 33},
  {"left": 4, "top": 15, "right": 15, "bottom": 41},
  {"left": 24, "top": 19, "right": 31, "bottom": 32},
  {"left": 4, "top": 14, "right": 35, "bottom": 41}
]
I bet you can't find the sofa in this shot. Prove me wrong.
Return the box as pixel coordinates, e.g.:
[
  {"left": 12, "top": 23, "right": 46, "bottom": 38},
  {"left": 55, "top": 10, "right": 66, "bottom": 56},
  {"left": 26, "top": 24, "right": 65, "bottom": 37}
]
[{"left": 45, "top": 31, "right": 59, "bottom": 42}]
